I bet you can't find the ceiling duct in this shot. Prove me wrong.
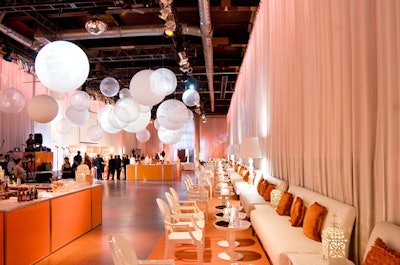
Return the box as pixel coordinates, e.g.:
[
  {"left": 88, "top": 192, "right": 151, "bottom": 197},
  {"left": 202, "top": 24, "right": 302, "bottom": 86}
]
[
  {"left": 60, "top": 24, "right": 203, "bottom": 41},
  {"left": 198, "top": 0, "right": 215, "bottom": 112}
]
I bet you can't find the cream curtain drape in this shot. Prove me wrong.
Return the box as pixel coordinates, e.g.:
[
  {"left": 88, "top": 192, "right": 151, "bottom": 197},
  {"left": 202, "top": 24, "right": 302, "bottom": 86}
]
[{"left": 227, "top": 0, "right": 400, "bottom": 263}]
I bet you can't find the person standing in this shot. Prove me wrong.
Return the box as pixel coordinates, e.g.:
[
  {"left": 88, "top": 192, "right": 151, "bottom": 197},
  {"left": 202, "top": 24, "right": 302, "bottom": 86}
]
[
  {"left": 25, "top": 134, "right": 35, "bottom": 150},
  {"left": 74, "top": 151, "right": 83, "bottom": 165},
  {"left": 13, "top": 159, "right": 27, "bottom": 184},
  {"left": 122, "top": 154, "right": 130, "bottom": 180},
  {"left": 61, "top": 157, "right": 73, "bottom": 179},
  {"left": 84, "top": 152, "right": 92, "bottom": 169},
  {"left": 115, "top": 155, "right": 122, "bottom": 180},
  {"left": 107, "top": 155, "right": 116, "bottom": 180},
  {"left": 71, "top": 158, "right": 80, "bottom": 179},
  {"left": 94, "top": 154, "right": 105, "bottom": 180}
]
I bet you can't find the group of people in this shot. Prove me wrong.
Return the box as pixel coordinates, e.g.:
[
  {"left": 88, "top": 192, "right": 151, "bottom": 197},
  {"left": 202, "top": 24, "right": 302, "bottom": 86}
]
[
  {"left": 61, "top": 151, "right": 84, "bottom": 179},
  {"left": 61, "top": 151, "right": 131, "bottom": 181},
  {"left": 105, "top": 154, "right": 130, "bottom": 180}
]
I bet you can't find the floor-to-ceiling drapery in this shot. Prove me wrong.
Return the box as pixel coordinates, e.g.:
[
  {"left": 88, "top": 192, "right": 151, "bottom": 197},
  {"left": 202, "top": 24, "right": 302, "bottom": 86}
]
[{"left": 227, "top": 0, "right": 400, "bottom": 263}]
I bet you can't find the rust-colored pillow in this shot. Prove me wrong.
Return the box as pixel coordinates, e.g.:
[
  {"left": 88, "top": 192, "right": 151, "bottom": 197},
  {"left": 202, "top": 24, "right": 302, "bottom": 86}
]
[
  {"left": 243, "top": 171, "right": 250, "bottom": 182},
  {"left": 259, "top": 180, "right": 269, "bottom": 195},
  {"left": 239, "top": 166, "right": 246, "bottom": 176},
  {"left": 263, "top": 184, "right": 276, "bottom": 201},
  {"left": 290, "top": 197, "right": 306, "bottom": 227},
  {"left": 234, "top": 163, "right": 239, "bottom": 172},
  {"left": 256, "top": 178, "right": 264, "bottom": 193},
  {"left": 276, "top": 192, "right": 293, "bottom": 215},
  {"left": 302, "top": 202, "right": 327, "bottom": 241},
  {"left": 364, "top": 237, "right": 400, "bottom": 265}
]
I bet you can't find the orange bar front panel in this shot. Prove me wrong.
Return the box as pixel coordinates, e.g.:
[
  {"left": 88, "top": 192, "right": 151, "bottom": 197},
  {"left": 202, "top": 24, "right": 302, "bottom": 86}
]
[
  {"left": 51, "top": 190, "right": 91, "bottom": 251},
  {"left": 91, "top": 185, "right": 102, "bottom": 228},
  {"left": 5, "top": 201, "right": 51, "bottom": 265}
]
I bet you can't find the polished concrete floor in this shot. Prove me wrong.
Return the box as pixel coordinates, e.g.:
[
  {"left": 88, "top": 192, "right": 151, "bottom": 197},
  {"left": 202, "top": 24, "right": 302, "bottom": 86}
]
[{"left": 36, "top": 175, "right": 190, "bottom": 265}]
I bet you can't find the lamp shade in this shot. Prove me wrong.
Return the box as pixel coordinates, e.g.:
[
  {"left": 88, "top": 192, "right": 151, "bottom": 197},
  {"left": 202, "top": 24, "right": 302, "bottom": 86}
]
[{"left": 239, "top": 137, "right": 262, "bottom": 159}]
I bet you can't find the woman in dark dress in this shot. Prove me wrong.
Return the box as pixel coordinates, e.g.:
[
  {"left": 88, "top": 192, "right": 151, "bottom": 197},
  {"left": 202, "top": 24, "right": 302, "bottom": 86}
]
[{"left": 61, "top": 157, "right": 73, "bottom": 179}]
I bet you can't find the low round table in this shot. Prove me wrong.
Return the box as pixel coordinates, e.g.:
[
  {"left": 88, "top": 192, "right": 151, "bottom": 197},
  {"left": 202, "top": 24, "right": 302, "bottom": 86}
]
[
  {"left": 214, "top": 219, "right": 251, "bottom": 261},
  {"left": 214, "top": 211, "right": 247, "bottom": 248},
  {"left": 215, "top": 204, "right": 243, "bottom": 212}
]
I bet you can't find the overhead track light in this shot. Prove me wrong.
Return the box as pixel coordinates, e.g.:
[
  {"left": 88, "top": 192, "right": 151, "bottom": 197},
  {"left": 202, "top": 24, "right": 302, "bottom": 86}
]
[{"left": 85, "top": 18, "right": 108, "bottom": 35}]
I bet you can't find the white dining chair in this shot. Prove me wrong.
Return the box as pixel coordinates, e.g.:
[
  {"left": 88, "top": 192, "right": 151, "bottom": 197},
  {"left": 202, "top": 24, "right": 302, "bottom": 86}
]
[
  {"left": 156, "top": 198, "right": 205, "bottom": 265},
  {"left": 108, "top": 234, "right": 175, "bottom": 265}
]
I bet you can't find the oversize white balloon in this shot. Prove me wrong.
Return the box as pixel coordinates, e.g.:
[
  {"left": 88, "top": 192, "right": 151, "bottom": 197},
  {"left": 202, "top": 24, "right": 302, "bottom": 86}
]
[
  {"left": 65, "top": 106, "right": 89, "bottom": 126},
  {"left": 136, "top": 129, "right": 150, "bottom": 142},
  {"left": 100, "top": 77, "right": 120, "bottom": 97},
  {"left": 182, "top": 88, "right": 200, "bottom": 107},
  {"left": 35, "top": 40, "right": 90, "bottom": 92},
  {"left": 130, "top": 69, "right": 164, "bottom": 106},
  {"left": 86, "top": 125, "right": 103, "bottom": 141},
  {"left": 158, "top": 126, "right": 182, "bottom": 145},
  {"left": 0, "top": 87, "right": 25, "bottom": 113},
  {"left": 114, "top": 98, "right": 140, "bottom": 123},
  {"left": 119, "top": 88, "right": 132, "bottom": 99},
  {"left": 28, "top": 95, "right": 59, "bottom": 123},
  {"left": 56, "top": 118, "right": 73, "bottom": 135},
  {"left": 70, "top": 91, "right": 91, "bottom": 111},
  {"left": 123, "top": 110, "right": 151, "bottom": 133},
  {"left": 99, "top": 106, "right": 121, "bottom": 134},
  {"left": 150, "top": 68, "right": 177, "bottom": 96}
]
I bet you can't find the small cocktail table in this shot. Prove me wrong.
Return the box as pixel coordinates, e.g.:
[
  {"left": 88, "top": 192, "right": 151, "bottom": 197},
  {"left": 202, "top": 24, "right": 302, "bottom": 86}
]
[{"left": 214, "top": 219, "right": 251, "bottom": 261}]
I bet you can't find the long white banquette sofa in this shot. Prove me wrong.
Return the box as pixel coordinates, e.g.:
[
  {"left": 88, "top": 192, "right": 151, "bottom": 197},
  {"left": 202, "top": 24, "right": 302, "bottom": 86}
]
[
  {"left": 228, "top": 164, "right": 357, "bottom": 265},
  {"left": 362, "top": 221, "right": 400, "bottom": 264}
]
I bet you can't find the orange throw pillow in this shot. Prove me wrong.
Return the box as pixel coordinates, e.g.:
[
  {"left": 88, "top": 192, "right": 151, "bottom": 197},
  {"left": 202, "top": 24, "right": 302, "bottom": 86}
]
[
  {"left": 259, "top": 180, "right": 268, "bottom": 195},
  {"left": 302, "top": 202, "right": 327, "bottom": 241},
  {"left": 290, "top": 197, "right": 306, "bottom": 227},
  {"left": 256, "top": 178, "right": 264, "bottom": 193},
  {"left": 364, "top": 237, "right": 400, "bottom": 265},
  {"left": 243, "top": 171, "right": 250, "bottom": 182},
  {"left": 276, "top": 192, "right": 293, "bottom": 215},
  {"left": 263, "top": 184, "right": 276, "bottom": 201}
]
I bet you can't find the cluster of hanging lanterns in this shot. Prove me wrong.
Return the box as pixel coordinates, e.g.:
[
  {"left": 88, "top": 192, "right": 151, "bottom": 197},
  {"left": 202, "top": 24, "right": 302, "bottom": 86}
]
[{"left": 2, "top": 40, "right": 199, "bottom": 145}]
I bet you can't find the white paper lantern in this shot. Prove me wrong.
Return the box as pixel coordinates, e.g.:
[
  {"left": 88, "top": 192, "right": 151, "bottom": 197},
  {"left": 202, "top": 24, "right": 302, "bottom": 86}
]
[
  {"left": 156, "top": 99, "right": 188, "bottom": 125},
  {"left": 97, "top": 105, "right": 112, "bottom": 121},
  {"left": 56, "top": 118, "right": 73, "bottom": 135},
  {"left": 108, "top": 108, "right": 128, "bottom": 129},
  {"left": 154, "top": 118, "right": 161, "bottom": 130},
  {"left": 136, "top": 129, "right": 150, "bottom": 142},
  {"left": 65, "top": 106, "right": 89, "bottom": 126},
  {"left": 100, "top": 107, "right": 121, "bottom": 134},
  {"left": 86, "top": 125, "right": 103, "bottom": 141},
  {"left": 130, "top": 69, "right": 165, "bottom": 106},
  {"left": 35, "top": 40, "right": 90, "bottom": 92},
  {"left": 182, "top": 88, "right": 200, "bottom": 107},
  {"left": 157, "top": 116, "right": 184, "bottom": 130},
  {"left": 158, "top": 126, "right": 182, "bottom": 145},
  {"left": 119, "top": 88, "right": 132, "bottom": 99},
  {"left": 27, "top": 95, "right": 59, "bottom": 123},
  {"left": 123, "top": 110, "right": 151, "bottom": 133},
  {"left": 70, "top": 91, "right": 91, "bottom": 111},
  {"left": 114, "top": 98, "right": 140, "bottom": 123},
  {"left": 100, "top": 77, "right": 120, "bottom": 97},
  {"left": 0, "top": 87, "right": 26, "bottom": 113},
  {"left": 139, "top": 104, "right": 152, "bottom": 113},
  {"left": 150, "top": 67, "right": 177, "bottom": 96}
]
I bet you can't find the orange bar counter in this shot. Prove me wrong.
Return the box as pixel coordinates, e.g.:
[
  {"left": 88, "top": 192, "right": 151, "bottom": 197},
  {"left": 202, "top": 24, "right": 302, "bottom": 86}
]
[
  {"left": 126, "top": 163, "right": 181, "bottom": 180},
  {"left": 0, "top": 184, "right": 102, "bottom": 265}
]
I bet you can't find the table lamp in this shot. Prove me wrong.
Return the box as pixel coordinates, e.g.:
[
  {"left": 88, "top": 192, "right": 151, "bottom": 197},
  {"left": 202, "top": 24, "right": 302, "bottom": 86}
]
[{"left": 239, "top": 137, "right": 262, "bottom": 182}]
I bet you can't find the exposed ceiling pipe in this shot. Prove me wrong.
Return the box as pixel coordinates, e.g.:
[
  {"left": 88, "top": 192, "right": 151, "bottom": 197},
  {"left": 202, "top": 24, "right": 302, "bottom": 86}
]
[
  {"left": 60, "top": 24, "right": 203, "bottom": 40},
  {"left": 0, "top": 23, "right": 37, "bottom": 50},
  {"left": 198, "top": 0, "right": 215, "bottom": 112}
]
